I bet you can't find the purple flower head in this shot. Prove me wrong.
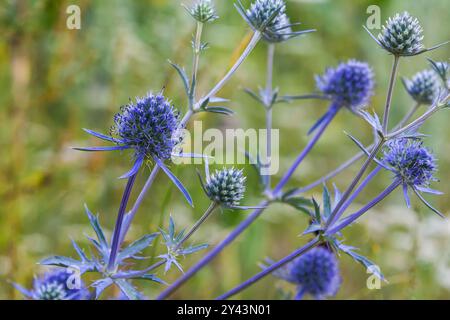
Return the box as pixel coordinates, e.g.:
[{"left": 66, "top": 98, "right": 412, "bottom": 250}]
[
  {"left": 383, "top": 139, "right": 437, "bottom": 188},
  {"left": 289, "top": 247, "right": 341, "bottom": 299},
  {"left": 29, "top": 269, "right": 89, "bottom": 300},
  {"left": 112, "top": 93, "right": 181, "bottom": 161},
  {"left": 316, "top": 60, "right": 374, "bottom": 111},
  {"left": 402, "top": 70, "right": 440, "bottom": 105}
]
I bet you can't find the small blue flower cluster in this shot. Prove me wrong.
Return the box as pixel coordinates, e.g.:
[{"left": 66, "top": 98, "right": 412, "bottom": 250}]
[
  {"left": 113, "top": 93, "right": 181, "bottom": 161},
  {"left": 289, "top": 247, "right": 341, "bottom": 299},
  {"left": 30, "top": 269, "right": 89, "bottom": 300},
  {"left": 383, "top": 139, "right": 437, "bottom": 188},
  {"left": 316, "top": 60, "right": 374, "bottom": 110}
]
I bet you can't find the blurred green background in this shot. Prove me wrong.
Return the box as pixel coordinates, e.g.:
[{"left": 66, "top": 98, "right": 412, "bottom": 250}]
[{"left": 0, "top": 0, "right": 449, "bottom": 299}]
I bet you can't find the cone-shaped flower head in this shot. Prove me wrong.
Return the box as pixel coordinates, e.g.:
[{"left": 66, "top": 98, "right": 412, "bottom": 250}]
[
  {"left": 186, "top": 0, "right": 218, "bottom": 23},
  {"left": 383, "top": 139, "right": 437, "bottom": 187},
  {"left": 113, "top": 93, "right": 181, "bottom": 161},
  {"left": 205, "top": 167, "right": 246, "bottom": 207},
  {"left": 378, "top": 12, "right": 424, "bottom": 56},
  {"left": 289, "top": 247, "right": 341, "bottom": 299},
  {"left": 316, "top": 60, "right": 375, "bottom": 110},
  {"left": 403, "top": 70, "right": 440, "bottom": 105},
  {"left": 244, "top": 0, "right": 292, "bottom": 43},
  {"left": 31, "top": 270, "right": 89, "bottom": 300}
]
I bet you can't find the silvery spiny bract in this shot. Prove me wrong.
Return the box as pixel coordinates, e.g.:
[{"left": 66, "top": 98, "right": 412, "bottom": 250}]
[
  {"left": 16, "top": 269, "right": 90, "bottom": 300},
  {"left": 186, "top": 0, "right": 218, "bottom": 23},
  {"left": 402, "top": 70, "right": 440, "bottom": 105},
  {"left": 205, "top": 167, "right": 246, "bottom": 207},
  {"left": 378, "top": 12, "right": 424, "bottom": 56},
  {"left": 316, "top": 60, "right": 374, "bottom": 110},
  {"left": 383, "top": 139, "right": 437, "bottom": 188}
]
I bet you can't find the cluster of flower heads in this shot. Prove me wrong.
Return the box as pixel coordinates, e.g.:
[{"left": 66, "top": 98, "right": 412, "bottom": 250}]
[
  {"left": 377, "top": 11, "right": 424, "bottom": 56},
  {"left": 316, "top": 60, "right": 375, "bottom": 110},
  {"left": 269, "top": 247, "right": 341, "bottom": 300},
  {"left": 205, "top": 167, "right": 246, "bottom": 208},
  {"left": 16, "top": 269, "right": 90, "bottom": 300},
  {"left": 112, "top": 93, "right": 181, "bottom": 162},
  {"left": 383, "top": 138, "right": 437, "bottom": 188},
  {"left": 403, "top": 69, "right": 440, "bottom": 105}
]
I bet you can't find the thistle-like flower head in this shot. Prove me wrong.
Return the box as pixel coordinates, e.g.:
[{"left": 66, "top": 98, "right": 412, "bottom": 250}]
[
  {"left": 113, "top": 93, "right": 181, "bottom": 161},
  {"left": 383, "top": 139, "right": 437, "bottom": 187},
  {"left": 377, "top": 12, "right": 424, "bottom": 56},
  {"left": 186, "top": 0, "right": 218, "bottom": 23},
  {"left": 31, "top": 270, "right": 89, "bottom": 300},
  {"left": 205, "top": 167, "right": 246, "bottom": 207},
  {"left": 289, "top": 247, "right": 341, "bottom": 299},
  {"left": 403, "top": 70, "right": 440, "bottom": 105},
  {"left": 429, "top": 59, "right": 449, "bottom": 87},
  {"left": 238, "top": 0, "right": 312, "bottom": 43},
  {"left": 316, "top": 60, "right": 374, "bottom": 110}
]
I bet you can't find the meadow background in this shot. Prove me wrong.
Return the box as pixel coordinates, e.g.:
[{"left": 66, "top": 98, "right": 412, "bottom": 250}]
[{"left": 0, "top": 0, "right": 449, "bottom": 299}]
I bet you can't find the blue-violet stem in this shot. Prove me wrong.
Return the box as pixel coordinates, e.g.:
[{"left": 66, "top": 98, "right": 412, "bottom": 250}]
[
  {"left": 216, "top": 237, "right": 320, "bottom": 300},
  {"left": 272, "top": 101, "right": 341, "bottom": 196},
  {"left": 156, "top": 200, "right": 270, "bottom": 300},
  {"left": 328, "top": 165, "right": 382, "bottom": 227},
  {"left": 326, "top": 178, "right": 401, "bottom": 235},
  {"left": 107, "top": 173, "right": 137, "bottom": 272}
]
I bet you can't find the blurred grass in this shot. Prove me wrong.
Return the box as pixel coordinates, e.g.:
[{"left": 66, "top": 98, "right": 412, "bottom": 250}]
[{"left": 0, "top": 0, "right": 449, "bottom": 299}]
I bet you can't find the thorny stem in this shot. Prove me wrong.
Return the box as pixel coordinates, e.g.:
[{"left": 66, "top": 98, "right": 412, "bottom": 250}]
[
  {"left": 216, "top": 237, "right": 320, "bottom": 300},
  {"left": 382, "top": 55, "right": 400, "bottom": 133},
  {"left": 107, "top": 174, "right": 138, "bottom": 272},
  {"left": 264, "top": 44, "right": 275, "bottom": 194},
  {"left": 196, "top": 31, "right": 262, "bottom": 109}
]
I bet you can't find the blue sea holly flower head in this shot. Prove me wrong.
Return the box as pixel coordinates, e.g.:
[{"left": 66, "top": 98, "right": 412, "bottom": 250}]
[
  {"left": 75, "top": 92, "right": 193, "bottom": 206},
  {"left": 184, "top": 0, "right": 218, "bottom": 23},
  {"left": 402, "top": 69, "right": 440, "bottom": 105},
  {"left": 382, "top": 138, "right": 444, "bottom": 217},
  {"left": 316, "top": 60, "right": 375, "bottom": 111},
  {"left": 204, "top": 167, "right": 246, "bottom": 208},
  {"left": 378, "top": 12, "right": 424, "bottom": 56},
  {"left": 267, "top": 247, "right": 341, "bottom": 300},
  {"left": 428, "top": 59, "right": 449, "bottom": 88},
  {"left": 236, "top": 0, "right": 315, "bottom": 43},
  {"left": 14, "top": 269, "right": 90, "bottom": 300},
  {"left": 364, "top": 12, "right": 449, "bottom": 57}
]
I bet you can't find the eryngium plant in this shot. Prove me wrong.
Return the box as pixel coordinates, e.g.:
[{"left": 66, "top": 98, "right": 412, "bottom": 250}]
[{"left": 185, "top": 0, "right": 218, "bottom": 23}]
